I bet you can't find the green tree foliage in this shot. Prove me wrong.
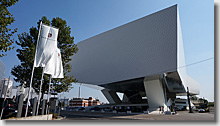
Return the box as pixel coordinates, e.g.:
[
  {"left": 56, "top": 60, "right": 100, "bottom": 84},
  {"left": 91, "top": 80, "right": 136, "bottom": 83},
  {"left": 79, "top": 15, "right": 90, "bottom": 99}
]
[
  {"left": 207, "top": 102, "right": 214, "bottom": 107},
  {"left": 11, "top": 16, "right": 78, "bottom": 98},
  {"left": 0, "top": 0, "right": 19, "bottom": 57},
  {"left": 191, "top": 96, "right": 198, "bottom": 100}
]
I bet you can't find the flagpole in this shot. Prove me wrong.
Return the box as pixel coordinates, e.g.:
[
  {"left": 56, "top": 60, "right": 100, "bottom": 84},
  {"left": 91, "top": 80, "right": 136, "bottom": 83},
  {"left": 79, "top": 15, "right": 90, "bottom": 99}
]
[
  {"left": 25, "top": 21, "right": 43, "bottom": 117},
  {"left": 36, "top": 68, "right": 45, "bottom": 116},
  {"left": 46, "top": 75, "right": 51, "bottom": 114}
]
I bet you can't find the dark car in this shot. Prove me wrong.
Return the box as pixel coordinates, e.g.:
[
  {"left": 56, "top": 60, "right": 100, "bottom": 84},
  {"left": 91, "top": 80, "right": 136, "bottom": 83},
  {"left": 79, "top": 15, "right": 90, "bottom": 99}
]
[
  {"left": 0, "top": 98, "right": 18, "bottom": 119},
  {"left": 78, "top": 107, "right": 85, "bottom": 110},
  {"left": 22, "top": 104, "right": 32, "bottom": 116},
  {"left": 0, "top": 98, "right": 33, "bottom": 119},
  {"left": 71, "top": 107, "right": 85, "bottom": 110},
  {"left": 90, "top": 107, "right": 100, "bottom": 111}
]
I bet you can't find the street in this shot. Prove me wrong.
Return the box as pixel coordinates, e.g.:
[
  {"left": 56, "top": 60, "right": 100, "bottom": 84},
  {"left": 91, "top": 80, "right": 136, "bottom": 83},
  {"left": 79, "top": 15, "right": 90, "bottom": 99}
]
[{"left": 60, "top": 110, "right": 215, "bottom": 121}]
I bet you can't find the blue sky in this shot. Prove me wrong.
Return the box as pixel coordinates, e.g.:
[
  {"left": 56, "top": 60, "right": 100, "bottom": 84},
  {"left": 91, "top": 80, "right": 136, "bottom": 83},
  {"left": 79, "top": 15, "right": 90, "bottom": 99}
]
[{"left": 1, "top": 0, "right": 214, "bottom": 103}]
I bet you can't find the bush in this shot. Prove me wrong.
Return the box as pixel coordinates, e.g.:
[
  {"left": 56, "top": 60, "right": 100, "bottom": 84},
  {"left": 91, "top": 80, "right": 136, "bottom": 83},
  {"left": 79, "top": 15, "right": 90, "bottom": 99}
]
[
  {"left": 50, "top": 112, "right": 58, "bottom": 118},
  {"left": 208, "top": 102, "right": 214, "bottom": 107}
]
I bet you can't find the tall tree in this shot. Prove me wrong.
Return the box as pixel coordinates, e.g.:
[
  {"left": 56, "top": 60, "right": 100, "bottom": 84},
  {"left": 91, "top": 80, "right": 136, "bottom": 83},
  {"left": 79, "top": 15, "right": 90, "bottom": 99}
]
[
  {"left": 11, "top": 16, "right": 78, "bottom": 98},
  {"left": 0, "top": 0, "right": 19, "bottom": 57}
]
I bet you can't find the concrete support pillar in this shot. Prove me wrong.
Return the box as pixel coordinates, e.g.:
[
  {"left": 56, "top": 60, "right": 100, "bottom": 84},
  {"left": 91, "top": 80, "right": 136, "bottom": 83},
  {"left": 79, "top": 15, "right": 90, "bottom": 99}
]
[
  {"left": 101, "top": 89, "right": 122, "bottom": 104},
  {"left": 16, "top": 94, "right": 24, "bottom": 118},
  {"left": 144, "top": 78, "right": 167, "bottom": 110},
  {"left": 122, "top": 94, "right": 129, "bottom": 103},
  {"left": 41, "top": 99, "right": 46, "bottom": 115},
  {"left": 32, "top": 97, "right": 37, "bottom": 116},
  {"left": 50, "top": 98, "right": 58, "bottom": 113}
]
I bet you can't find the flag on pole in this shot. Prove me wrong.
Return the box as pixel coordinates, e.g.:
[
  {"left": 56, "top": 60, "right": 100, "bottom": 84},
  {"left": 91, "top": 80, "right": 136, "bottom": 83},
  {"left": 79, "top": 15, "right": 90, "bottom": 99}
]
[
  {"left": 44, "top": 48, "right": 64, "bottom": 78},
  {"left": 34, "top": 24, "right": 59, "bottom": 67}
]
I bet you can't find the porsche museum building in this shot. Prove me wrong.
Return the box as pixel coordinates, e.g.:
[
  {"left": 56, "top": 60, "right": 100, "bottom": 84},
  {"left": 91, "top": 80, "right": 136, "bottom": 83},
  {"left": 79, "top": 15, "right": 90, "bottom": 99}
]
[{"left": 69, "top": 5, "right": 200, "bottom": 111}]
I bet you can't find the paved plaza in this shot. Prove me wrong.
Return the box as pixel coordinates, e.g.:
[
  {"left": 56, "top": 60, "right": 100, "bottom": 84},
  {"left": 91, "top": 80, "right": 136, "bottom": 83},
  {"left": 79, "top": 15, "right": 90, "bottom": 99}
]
[{"left": 60, "top": 110, "right": 214, "bottom": 121}]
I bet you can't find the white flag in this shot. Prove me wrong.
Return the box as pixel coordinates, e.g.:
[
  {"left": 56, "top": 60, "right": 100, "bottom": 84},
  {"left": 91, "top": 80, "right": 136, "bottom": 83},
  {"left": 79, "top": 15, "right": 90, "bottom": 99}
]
[
  {"left": 34, "top": 24, "right": 59, "bottom": 67},
  {"left": 44, "top": 48, "right": 64, "bottom": 78}
]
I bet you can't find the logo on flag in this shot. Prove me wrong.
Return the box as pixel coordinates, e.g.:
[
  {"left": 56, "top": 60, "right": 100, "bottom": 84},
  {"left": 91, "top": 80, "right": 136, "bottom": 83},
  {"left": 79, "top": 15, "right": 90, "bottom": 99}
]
[
  {"left": 34, "top": 24, "right": 59, "bottom": 68},
  {"left": 58, "top": 52, "right": 60, "bottom": 57},
  {"left": 48, "top": 33, "right": 52, "bottom": 38}
]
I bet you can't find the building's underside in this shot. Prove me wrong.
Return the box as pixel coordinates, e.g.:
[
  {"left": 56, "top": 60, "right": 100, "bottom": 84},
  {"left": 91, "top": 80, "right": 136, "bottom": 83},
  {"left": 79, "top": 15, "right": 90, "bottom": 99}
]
[{"left": 69, "top": 5, "right": 200, "bottom": 111}]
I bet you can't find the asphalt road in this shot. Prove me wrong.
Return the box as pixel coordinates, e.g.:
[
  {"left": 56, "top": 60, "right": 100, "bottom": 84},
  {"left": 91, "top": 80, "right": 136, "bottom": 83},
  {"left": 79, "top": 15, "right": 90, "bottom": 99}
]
[{"left": 60, "top": 110, "right": 215, "bottom": 121}]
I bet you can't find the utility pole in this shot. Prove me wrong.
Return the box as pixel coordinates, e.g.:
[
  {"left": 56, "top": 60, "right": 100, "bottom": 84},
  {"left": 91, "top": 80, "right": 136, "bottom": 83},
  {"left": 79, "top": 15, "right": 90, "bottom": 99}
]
[
  {"left": 78, "top": 86, "right": 80, "bottom": 98},
  {"left": 78, "top": 83, "right": 82, "bottom": 98},
  {"left": 187, "top": 87, "right": 193, "bottom": 113}
]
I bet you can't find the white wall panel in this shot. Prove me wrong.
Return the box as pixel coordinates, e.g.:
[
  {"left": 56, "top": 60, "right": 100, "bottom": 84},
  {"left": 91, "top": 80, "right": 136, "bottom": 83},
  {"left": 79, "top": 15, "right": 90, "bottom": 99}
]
[
  {"left": 70, "top": 5, "right": 178, "bottom": 85},
  {"left": 177, "top": 8, "right": 200, "bottom": 94}
]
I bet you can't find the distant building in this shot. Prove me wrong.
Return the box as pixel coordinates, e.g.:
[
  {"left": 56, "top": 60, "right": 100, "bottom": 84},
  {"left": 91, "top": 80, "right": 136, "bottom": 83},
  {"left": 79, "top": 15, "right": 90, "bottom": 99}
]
[
  {"left": 59, "top": 98, "right": 69, "bottom": 107},
  {"left": 10, "top": 85, "right": 30, "bottom": 100},
  {"left": 174, "top": 98, "right": 188, "bottom": 110},
  {"left": 11, "top": 86, "right": 17, "bottom": 97},
  {"left": 69, "top": 97, "right": 100, "bottom": 107},
  {"left": 0, "top": 77, "right": 13, "bottom": 98},
  {"left": 87, "top": 97, "right": 100, "bottom": 106},
  {"left": 11, "top": 85, "right": 49, "bottom": 100}
]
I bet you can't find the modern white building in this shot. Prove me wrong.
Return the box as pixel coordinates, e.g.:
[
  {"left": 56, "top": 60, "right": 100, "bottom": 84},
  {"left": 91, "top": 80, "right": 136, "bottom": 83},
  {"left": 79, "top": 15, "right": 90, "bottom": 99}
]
[
  {"left": 0, "top": 60, "right": 14, "bottom": 98},
  {"left": 0, "top": 78, "right": 13, "bottom": 98},
  {"left": 69, "top": 5, "right": 200, "bottom": 111},
  {"left": 11, "top": 86, "right": 48, "bottom": 100},
  {"left": 59, "top": 98, "right": 69, "bottom": 108}
]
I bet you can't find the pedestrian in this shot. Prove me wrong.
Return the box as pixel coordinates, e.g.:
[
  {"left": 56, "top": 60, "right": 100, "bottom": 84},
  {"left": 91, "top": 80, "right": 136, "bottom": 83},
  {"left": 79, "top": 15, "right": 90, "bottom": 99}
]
[
  {"left": 162, "top": 106, "right": 164, "bottom": 114},
  {"left": 127, "top": 106, "right": 130, "bottom": 111},
  {"left": 159, "top": 106, "right": 161, "bottom": 114},
  {"left": 58, "top": 101, "right": 61, "bottom": 116},
  {"left": 174, "top": 105, "right": 177, "bottom": 114},
  {"left": 119, "top": 106, "right": 122, "bottom": 112},
  {"left": 115, "top": 106, "right": 118, "bottom": 113},
  {"left": 47, "top": 102, "right": 51, "bottom": 114}
]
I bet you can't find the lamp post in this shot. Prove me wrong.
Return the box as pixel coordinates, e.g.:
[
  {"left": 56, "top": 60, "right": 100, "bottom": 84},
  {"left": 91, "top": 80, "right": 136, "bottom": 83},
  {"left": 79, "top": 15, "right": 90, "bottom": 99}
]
[{"left": 187, "top": 87, "right": 193, "bottom": 113}]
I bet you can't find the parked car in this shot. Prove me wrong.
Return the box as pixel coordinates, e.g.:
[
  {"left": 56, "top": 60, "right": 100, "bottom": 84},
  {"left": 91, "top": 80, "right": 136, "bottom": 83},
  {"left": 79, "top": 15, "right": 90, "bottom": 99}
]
[
  {"left": 0, "top": 98, "right": 18, "bottom": 119},
  {"left": 104, "top": 107, "right": 111, "bottom": 112},
  {"left": 71, "top": 106, "right": 85, "bottom": 110},
  {"left": 90, "top": 107, "right": 100, "bottom": 111},
  {"left": 198, "top": 108, "right": 209, "bottom": 113},
  {"left": 78, "top": 107, "right": 85, "bottom": 110},
  {"left": 22, "top": 104, "right": 32, "bottom": 116},
  {"left": 0, "top": 98, "right": 33, "bottom": 118},
  {"left": 198, "top": 109, "right": 205, "bottom": 113}
]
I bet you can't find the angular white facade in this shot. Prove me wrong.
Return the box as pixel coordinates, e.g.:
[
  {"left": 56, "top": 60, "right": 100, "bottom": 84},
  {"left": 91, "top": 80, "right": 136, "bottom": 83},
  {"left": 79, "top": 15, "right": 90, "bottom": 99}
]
[
  {"left": 0, "top": 78, "right": 13, "bottom": 98},
  {"left": 69, "top": 5, "right": 200, "bottom": 106},
  {"left": 70, "top": 5, "right": 177, "bottom": 85}
]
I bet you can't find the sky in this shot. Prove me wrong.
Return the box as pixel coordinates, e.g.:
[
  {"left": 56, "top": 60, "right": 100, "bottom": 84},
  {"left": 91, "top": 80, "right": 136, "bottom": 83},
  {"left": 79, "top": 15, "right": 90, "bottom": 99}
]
[{"left": 1, "top": 0, "right": 214, "bottom": 103}]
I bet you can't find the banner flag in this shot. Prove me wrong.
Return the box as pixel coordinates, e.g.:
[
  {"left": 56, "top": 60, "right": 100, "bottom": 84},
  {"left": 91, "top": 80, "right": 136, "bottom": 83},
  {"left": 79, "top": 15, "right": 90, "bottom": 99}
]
[
  {"left": 34, "top": 24, "right": 59, "bottom": 67},
  {"left": 44, "top": 48, "right": 64, "bottom": 78}
]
